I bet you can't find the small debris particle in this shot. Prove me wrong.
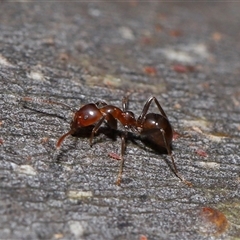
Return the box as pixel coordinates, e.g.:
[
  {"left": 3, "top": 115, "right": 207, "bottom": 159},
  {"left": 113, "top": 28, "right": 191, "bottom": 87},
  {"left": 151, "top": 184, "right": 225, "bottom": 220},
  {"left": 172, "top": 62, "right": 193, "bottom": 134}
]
[
  {"left": 169, "top": 29, "right": 182, "bottom": 37},
  {"left": 53, "top": 233, "right": 64, "bottom": 239},
  {"left": 173, "top": 103, "right": 182, "bottom": 109},
  {"left": 88, "top": 8, "right": 101, "bottom": 17},
  {"left": 205, "top": 133, "right": 227, "bottom": 142},
  {"left": 58, "top": 52, "right": 70, "bottom": 61},
  {"left": 200, "top": 207, "right": 229, "bottom": 236},
  {"left": 172, "top": 64, "right": 196, "bottom": 73},
  {"left": 198, "top": 161, "right": 220, "bottom": 169},
  {"left": 140, "top": 36, "right": 152, "bottom": 45},
  {"left": 196, "top": 148, "right": 208, "bottom": 157},
  {"left": 67, "top": 190, "right": 93, "bottom": 200},
  {"left": 161, "top": 49, "right": 194, "bottom": 63},
  {"left": 27, "top": 70, "right": 45, "bottom": 81},
  {"left": 140, "top": 235, "right": 148, "bottom": 240},
  {"left": 15, "top": 165, "right": 37, "bottom": 176},
  {"left": 42, "top": 36, "right": 55, "bottom": 46},
  {"left": 68, "top": 221, "right": 85, "bottom": 238},
  {"left": 211, "top": 32, "right": 223, "bottom": 42},
  {"left": 0, "top": 54, "right": 14, "bottom": 67},
  {"left": 172, "top": 131, "right": 181, "bottom": 141},
  {"left": 0, "top": 139, "right": 4, "bottom": 145},
  {"left": 119, "top": 26, "right": 135, "bottom": 40},
  {"left": 103, "top": 75, "right": 122, "bottom": 87},
  {"left": 143, "top": 66, "right": 157, "bottom": 76},
  {"left": 155, "top": 23, "right": 163, "bottom": 32},
  {"left": 40, "top": 137, "right": 49, "bottom": 144},
  {"left": 108, "top": 152, "right": 121, "bottom": 160},
  {"left": 191, "top": 126, "right": 228, "bottom": 142},
  {"left": 183, "top": 119, "right": 211, "bottom": 132}
]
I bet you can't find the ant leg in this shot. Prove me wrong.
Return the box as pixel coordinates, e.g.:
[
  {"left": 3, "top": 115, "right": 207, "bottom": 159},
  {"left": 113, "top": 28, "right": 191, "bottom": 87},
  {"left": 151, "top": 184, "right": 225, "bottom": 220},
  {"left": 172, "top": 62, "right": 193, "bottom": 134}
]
[
  {"left": 122, "top": 96, "right": 129, "bottom": 111},
  {"left": 160, "top": 129, "right": 192, "bottom": 187},
  {"left": 138, "top": 97, "right": 168, "bottom": 124},
  {"left": 160, "top": 129, "right": 178, "bottom": 172},
  {"left": 53, "top": 128, "right": 76, "bottom": 161},
  {"left": 89, "top": 116, "right": 106, "bottom": 147},
  {"left": 89, "top": 113, "right": 117, "bottom": 146},
  {"left": 116, "top": 132, "right": 127, "bottom": 185},
  {"left": 122, "top": 92, "right": 132, "bottom": 111}
]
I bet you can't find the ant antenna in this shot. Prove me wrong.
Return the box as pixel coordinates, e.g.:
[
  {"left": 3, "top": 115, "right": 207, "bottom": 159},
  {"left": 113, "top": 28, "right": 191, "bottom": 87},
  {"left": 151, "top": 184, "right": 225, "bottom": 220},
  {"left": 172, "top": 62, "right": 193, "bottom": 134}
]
[
  {"left": 22, "top": 97, "right": 75, "bottom": 112},
  {"left": 122, "top": 92, "right": 132, "bottom": 111},
  {"left": 53, "top": 129, "right": 76, "bottom": 162},
  {"left": 56, "top": 129, "right": 75, "bottom": 149}
]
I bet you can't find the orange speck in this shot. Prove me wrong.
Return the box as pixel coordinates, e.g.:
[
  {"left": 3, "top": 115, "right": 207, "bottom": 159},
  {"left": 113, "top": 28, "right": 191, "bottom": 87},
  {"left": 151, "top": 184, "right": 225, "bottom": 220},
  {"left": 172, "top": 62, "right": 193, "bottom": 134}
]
[
  {"left": 196, "top": 148, "right": 208, "bottom": 157},
  {"left": 140, "top": 36, "right": 152, "bottom": 45},
  {"left": 169, "top": 30, "right": 182, "bottom": 37},
  {"left": 108, "top": 152, "right": 121, "bottom": 161},
  {"left": 212, "top": 32, "right": 223, "bottom": 42},
  {"left": 172, "top": 64, "right": 196, "bottom": 73},
  {"left": 143, "top": 66, "right": 157, "bottom": 76},
  {"left": 41, "top": 137, "right": 49, "bottom": 144},
  {"left": 201, "top": 207, "right": 229, "bottom": 236},
  {"left": 172, "top": 131, "right": 181, "bottom": 141},
  {"left": 139, "top": 235, "right": 148, "bottom": 240}
]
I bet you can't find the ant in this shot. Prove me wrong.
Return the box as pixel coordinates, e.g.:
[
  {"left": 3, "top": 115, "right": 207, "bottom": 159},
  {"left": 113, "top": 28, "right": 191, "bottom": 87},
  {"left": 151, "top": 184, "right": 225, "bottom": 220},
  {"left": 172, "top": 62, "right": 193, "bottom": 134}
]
[{"left": 54, "top": 96, "right": 192, "bottom": 187}]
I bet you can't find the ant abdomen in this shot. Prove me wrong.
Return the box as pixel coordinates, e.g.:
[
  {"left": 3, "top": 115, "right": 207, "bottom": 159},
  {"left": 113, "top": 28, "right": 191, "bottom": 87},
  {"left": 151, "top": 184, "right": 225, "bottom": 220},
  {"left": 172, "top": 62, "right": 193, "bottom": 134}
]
[{"left": 139, "top": 113, "right": 173, "bottom": 150}]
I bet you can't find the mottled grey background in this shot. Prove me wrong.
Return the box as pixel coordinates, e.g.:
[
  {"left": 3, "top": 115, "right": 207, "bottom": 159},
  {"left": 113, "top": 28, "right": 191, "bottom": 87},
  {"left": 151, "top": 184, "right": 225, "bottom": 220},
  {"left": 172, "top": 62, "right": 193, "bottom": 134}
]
[{"left": 0, "top": 2, "right": 239, "bottom": 240}]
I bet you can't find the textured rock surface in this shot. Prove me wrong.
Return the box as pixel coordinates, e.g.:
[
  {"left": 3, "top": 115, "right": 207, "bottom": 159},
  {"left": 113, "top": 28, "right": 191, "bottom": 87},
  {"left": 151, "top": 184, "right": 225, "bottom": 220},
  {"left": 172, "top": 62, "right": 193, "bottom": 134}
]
[{"left": 0, "top": 2, "right": 240, "bottom": 240}]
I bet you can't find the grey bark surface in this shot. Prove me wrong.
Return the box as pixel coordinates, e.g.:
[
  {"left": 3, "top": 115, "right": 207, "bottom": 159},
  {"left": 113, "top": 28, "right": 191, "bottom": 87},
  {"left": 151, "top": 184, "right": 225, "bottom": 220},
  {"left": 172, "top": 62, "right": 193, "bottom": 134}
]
[{"left": 0, "top": 2, "right": 239, "bottom": 240}]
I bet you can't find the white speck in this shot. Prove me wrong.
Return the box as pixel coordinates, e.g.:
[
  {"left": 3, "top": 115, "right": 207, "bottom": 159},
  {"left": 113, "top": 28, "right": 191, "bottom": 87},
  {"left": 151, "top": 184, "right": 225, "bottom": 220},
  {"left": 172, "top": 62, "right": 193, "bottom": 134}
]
[
  {"left": 27, "top": 71, "right": 45, "bottom": 81},
  {"left": 183, "top": 43, "right": 209, "bottom": 58},
  {"left": 68, "top": 221, "right": 85, "bottom": 238},
  {"left": 198, "top": 161, "right": 220, "bottom": 169},
  {"left": 182, "top": 119, "right": 211, "bottom": 131},
  {"left": 156, "top": 43, "right": 210, "bottom": 63},
  {"left": 0, "top": 54, "right": 14, "bottom": 67},
  {"left": 205, "top": 134, "right": 226, "bottom": 142},
  {"left": 119, "top": 26, "right": 135, "bottom": 40},
  {"left": 103, "top": 74, "right": 122, "bottom": 87},
  {"left": 88, "top": 8, "right": 101, "bottom": 17},
  {"left": 160, "top": 49, "right": 193, "bottom": 63},
  {"left": 67, "top": 190, "right": 93, "bottom": 200},
  {"left": 15, "top": 165, "right": 37, "bottom": 176},
  {"left": 183, "top": 120, "right": 226, "bottom": 142}
]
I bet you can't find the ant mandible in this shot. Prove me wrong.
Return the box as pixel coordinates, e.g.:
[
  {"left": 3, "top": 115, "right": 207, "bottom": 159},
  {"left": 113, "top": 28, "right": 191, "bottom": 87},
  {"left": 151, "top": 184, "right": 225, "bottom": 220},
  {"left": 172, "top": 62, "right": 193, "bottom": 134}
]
[{"left": 56, "top": 96, "right": 192, "bottom": 187}]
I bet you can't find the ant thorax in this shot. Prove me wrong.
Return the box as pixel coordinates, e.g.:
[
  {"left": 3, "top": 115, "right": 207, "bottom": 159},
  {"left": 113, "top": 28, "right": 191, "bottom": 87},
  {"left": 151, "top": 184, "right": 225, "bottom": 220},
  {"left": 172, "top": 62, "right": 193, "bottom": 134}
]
[{"left": 121, "top": 111, "right": 136, "bottom": 128}]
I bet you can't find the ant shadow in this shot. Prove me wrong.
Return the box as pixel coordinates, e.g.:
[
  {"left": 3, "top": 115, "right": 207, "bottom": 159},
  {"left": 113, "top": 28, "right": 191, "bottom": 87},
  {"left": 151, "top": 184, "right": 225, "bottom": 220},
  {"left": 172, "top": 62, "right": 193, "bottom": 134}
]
[
  {"left": 72, "top": 126, "right": 118, "bottom": 143},
  {"left": 128, "top": 134, "right": 177, "bottom": 177},
  {"left": 67, "top": 126, "right": 177, "bottom": 178},
  {"left": 54, "top": 125, "right": 118, "bottom": 161}
]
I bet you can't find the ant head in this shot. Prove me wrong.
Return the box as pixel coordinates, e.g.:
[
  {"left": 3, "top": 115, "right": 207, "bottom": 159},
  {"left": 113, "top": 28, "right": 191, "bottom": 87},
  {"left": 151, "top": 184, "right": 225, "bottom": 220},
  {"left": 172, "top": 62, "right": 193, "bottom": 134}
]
[{"left": 72, "top": 103, "right": 102, "bottom": 128}]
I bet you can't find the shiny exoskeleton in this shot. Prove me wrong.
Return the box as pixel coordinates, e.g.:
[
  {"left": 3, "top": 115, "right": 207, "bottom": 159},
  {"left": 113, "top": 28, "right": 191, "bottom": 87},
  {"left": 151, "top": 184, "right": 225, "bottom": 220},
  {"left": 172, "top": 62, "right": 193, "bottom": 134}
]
[{"left": 57, "top": 97, "right": 192, "bottom": 186}]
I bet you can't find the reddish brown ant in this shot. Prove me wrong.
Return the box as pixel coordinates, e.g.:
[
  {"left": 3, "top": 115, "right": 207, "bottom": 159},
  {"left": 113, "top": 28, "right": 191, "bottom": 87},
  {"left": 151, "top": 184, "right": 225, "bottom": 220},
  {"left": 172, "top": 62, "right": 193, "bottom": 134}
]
[{"left": 55, "top": 96, "right": 192, "bottom": 187}]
